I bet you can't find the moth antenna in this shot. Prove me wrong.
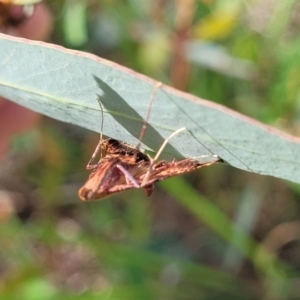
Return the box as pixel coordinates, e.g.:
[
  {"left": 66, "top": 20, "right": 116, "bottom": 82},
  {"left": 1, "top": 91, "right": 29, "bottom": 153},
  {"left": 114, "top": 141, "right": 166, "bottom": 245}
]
[
  {"left": 136, "top": 82, "right": 162, "bottom": 149},
  {"left": 141, "top": 127, "right": 186, "bottom": 186}
]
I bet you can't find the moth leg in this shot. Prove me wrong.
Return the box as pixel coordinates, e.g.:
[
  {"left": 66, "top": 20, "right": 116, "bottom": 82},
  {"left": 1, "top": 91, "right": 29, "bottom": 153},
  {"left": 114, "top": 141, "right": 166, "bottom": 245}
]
[
  {"left": 86, "top": 140, "right": 103, "bottom": 170},
  {"left": 86, "top": 137, "right": 110, "bottom": 170},
  {"left": 116, "top": 164, "right": 140, "bottom": 188},
  {"left": 136, "top": 82, "right": 162, "bottom": 149},
  {"left": 141, "top": 127, "right": 186, "bottom": 186},
  {"left": 86, "top": 99, "right": 106, "bottom": 170}
]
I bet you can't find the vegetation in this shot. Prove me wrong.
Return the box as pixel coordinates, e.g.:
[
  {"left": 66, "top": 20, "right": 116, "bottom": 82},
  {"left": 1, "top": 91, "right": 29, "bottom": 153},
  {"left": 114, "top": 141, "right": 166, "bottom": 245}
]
[{"left": 1, "top": 1, "right": 300, "bottom": 299}]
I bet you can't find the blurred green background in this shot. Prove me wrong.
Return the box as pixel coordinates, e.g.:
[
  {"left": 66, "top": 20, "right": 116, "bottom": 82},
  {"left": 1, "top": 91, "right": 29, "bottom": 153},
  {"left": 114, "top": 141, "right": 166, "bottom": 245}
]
[{"left": 1, "top": 0, "right": 300, "bottom": 299}]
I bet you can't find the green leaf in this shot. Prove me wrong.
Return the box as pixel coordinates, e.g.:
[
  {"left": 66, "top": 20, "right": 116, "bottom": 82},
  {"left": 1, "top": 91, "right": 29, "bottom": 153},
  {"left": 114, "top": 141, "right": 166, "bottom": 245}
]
[
  {"left": 1, "top": 34, "right": 300, "bottom": 183},
  {"left": 62, "top": 0, "right": 88, "bottom": 47}
]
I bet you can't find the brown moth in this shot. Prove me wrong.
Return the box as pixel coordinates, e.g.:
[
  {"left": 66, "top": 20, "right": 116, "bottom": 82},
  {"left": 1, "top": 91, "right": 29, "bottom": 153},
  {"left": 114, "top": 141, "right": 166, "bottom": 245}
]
[
  {"left": 79, "top": 138, "right": 154, "bottom": 200},
  {"left": 78, "top": 84, "right": 222, "bottom": 201},
  {"left": 78, "top": 151, "right": 221, "bottom": 201}
]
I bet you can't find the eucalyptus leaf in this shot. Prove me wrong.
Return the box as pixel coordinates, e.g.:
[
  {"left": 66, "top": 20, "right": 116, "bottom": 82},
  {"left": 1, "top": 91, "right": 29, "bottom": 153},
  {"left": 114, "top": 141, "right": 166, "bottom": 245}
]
[{"left": 1, "top": 34, "right": 300, "bottom": 183}]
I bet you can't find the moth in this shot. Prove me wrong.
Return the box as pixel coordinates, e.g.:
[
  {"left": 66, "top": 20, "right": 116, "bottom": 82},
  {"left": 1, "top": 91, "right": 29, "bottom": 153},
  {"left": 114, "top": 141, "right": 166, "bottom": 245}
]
[{"left": 78, "top": 84, "right": 222, "bottom": 201}]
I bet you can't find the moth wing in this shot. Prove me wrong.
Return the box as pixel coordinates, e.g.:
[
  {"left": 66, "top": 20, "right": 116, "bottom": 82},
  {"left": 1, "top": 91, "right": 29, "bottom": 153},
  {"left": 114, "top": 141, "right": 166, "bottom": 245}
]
[
  {"left": 142, "top": 158, "right": 221, "bottom": 185},
  {"left": 79, "top": 159, "right": 124, "bottom": 201}
]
